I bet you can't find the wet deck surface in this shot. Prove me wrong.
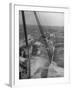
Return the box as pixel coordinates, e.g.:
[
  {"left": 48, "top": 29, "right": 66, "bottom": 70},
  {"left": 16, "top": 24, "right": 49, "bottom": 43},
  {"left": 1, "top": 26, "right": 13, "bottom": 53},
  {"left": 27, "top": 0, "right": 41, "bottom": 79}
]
[{"left": 30, "top": 56, "right": 64, "bottom": 78}]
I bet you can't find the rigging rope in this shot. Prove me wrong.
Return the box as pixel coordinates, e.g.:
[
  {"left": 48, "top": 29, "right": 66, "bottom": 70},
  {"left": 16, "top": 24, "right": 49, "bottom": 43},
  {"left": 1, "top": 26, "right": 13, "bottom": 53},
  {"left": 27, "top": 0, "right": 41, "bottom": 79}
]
[{"left": 21, "top": 11, "right": 30, "bottom": 78}]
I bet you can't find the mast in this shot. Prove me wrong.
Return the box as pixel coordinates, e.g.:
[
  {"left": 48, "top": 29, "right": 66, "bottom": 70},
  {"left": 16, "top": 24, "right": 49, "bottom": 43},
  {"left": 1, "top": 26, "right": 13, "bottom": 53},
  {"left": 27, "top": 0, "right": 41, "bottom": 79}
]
[
  {"left": 21, "top": 11, "right": 30, "bottom": 78},
  {"left": 34, "top": 11, "right": 50, "bottom": 61}
]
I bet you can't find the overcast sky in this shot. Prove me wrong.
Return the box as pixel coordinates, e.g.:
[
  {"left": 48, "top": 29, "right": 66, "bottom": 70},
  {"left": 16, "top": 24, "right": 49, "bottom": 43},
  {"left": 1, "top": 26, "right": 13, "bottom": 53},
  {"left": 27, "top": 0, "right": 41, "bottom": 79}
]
[{"left": 19, "top": 11, "right": 64, "bottom": 26}]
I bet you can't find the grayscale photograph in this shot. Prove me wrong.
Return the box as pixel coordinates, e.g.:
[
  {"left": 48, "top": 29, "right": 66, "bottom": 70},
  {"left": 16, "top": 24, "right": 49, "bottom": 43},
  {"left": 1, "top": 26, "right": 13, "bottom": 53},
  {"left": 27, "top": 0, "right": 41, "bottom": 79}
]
[{"left": 19, "top": 10, "right": 64, "bottom": 79}]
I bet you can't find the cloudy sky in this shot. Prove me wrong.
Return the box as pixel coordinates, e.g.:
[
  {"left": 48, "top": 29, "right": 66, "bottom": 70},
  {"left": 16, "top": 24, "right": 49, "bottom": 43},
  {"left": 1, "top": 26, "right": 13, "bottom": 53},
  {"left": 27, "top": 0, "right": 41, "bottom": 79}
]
[{"left": 19, "top": 11, "right": 64, "bottom": 26}]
